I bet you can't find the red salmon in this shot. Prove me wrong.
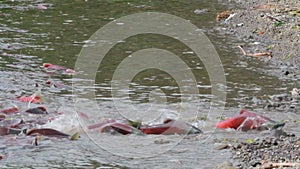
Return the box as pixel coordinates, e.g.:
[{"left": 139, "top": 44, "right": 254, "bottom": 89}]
[
  {"left": 43, "top": 63, "right": 67, "bottom": 70},
  {"left": 140, "top": 119, "right": 201, "bottom": 135},
  {"left": 0, "top": 107, "right": 19, "bottom": 115},
  {"left": 43, "top": 63, "right": 75, "bottom": 74},
  {"left": 216, "top": 109, "right": 275, "bottom": 131},
  {"left": 88, "top": 119, "right": 116, "bottom": 130},
  {"left": 26, "top": 128, "right": 69, "bottom": 138},
  {"left": 89, "top": 120, "right": 141, "bottom": 135},
  {"left": 16, "top": 95, "right": 40, "bottom": 103}
]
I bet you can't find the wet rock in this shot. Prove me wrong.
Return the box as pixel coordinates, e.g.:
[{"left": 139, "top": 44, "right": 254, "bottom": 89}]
[
  {"left": 236, "top": 23, "right": 244, "bottom": 27},
  {"left": 263, "top": 93, "right": 299, "bottom": 112},
  {"left": 215, "top": 161, "right": 236, "bottom": 169},
  {"left": 193, "top": 9, "right": 208, "bottom": 15},
  {"left": 214, "top": 143, "right": 230, "bottom": 150},
  {"left": 290, "top": 88, "right": 300, "bottom": 97}
]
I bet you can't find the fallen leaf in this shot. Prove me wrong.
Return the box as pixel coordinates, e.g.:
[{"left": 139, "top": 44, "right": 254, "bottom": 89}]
[{"left": 70, "top": 132, "right": 79, "bottom": 140}]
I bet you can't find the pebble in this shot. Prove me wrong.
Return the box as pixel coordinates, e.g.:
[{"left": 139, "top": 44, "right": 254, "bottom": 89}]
[
  {"left": 236, "top": 23, "right": 244, "bottom": 27},
  {"left": 231, "top": 134, "right": 300, "bottom": 168},
  {"left": 222, "top": 0, "right": 300, "bottom": 83},
  {"left": 193, "top": 9, "right": 208, "bottom": 15},
  {"left": 215, "top": 161, "right": 236, "bottom": 169},
  {"left": 154, "top": 139, "right": 170, "bottom": 144},
  {"left": 263, "top": 93, "right": 299, "bottom": 112},
  {"left": 214, "top": 143, "right": 230, "bottom": 150}
]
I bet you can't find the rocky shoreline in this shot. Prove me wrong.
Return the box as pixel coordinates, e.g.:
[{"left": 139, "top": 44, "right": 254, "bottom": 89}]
[
  {"left": 231, "top": 134, "right": 300, "bottom": 169},
  {"left": 216, "top": 0, "right": 300, "bottom": 168},
  {"left": 220, "top": 0, "right": 300, "bottom": 80}
]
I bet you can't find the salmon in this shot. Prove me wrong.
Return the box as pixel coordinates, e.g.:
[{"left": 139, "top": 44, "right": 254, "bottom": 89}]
[
  {"left": 16, "top": 95, "right": 40, "bottom": 103},
  {"left": 25, "top": 106, "right": 48, "bottom": 114},
  {"left": 107, "top": 122, "right": 134, "bottom": 135},
  {"left": 88, "top": 119, "right": 116, "bottom": 129},
  {"left": 0, "top": 114, "right": 5, "bottom": 121},
  {"left": 216, "top": 109, "right": 276, "bottom": 131},
  {"left": 140, "top": 119, "right": 202, "bottom": 135},
  {"left": 26, "top": 128, "right": 69, "bottom": 138},
  {"left": 43, "top": 63, "right": 75, "bottom": 74},
  {"left": 90, "top": 119, "right": 201, "bottom": 135},
  {"left": 0, "top": 107, "right": 19, "bottom": 115},
  {"left": 0, "top": 119, "right": 23, "bottom": 128},
  {"left": 97, "top": 121, "right": 137, "bottom": 135},
  {"left": 43, "top": 63, "right": 67, "bottom": 70},
  {"left": 0, "top": 126, "right": 23, "bottom": 136}
]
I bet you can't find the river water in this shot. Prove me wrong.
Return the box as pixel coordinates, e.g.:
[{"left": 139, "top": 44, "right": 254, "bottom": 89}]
[{"left": 0, "top": 0, "right": 299, "bottom": 168}]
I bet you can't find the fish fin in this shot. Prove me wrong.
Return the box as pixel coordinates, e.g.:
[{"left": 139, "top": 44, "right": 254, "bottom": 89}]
[
  {"left": 186, "top": 123, "right": 203, "bottom": 134},
  {"left": 271, "top": 122, "right": 285, "bottom": 130}
]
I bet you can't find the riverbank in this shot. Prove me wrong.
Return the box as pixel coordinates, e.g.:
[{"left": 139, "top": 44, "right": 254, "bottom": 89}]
[
  {"left": 216, "top": 1, "right": 300, "bottom": 168},
  {"left": 219, "top": 0, "right": 300, "bottom": 80}
]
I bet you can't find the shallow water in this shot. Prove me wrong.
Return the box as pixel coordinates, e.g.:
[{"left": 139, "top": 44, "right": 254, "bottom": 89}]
[{"left": 0, "top": 0, "right": 299, "bottom": 168}]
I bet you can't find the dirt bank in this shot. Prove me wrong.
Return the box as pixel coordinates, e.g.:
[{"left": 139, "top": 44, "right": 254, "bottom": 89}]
[
  {"left": 215, "top": 1, "right": 300, "bottom": 168},
  {"left": 219, "top": 0, "right": 300, "bottom": 80}
]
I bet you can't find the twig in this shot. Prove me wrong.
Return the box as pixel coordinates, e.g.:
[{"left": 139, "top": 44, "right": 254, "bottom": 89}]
[
  {"left": 247, "top": 52, "right": 272, "bottom": 57},
  {"left": 237, "top": 45, "right": 247, "bottom": 55},
  {"left": 252, "top": 5, "right": 274, "bottom": 10},
  {"left": 237, "top": 45, "right": 272, "bottom": 58},
  {"left": 260, "top": 162, "right": 300, "bottom": 169},
  {"left": 265, "top": 13, "right": 283, "bottom": 22}
]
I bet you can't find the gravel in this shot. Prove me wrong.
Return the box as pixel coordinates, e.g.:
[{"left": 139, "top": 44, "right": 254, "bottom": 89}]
[
  {"left": 219, "top": 0, "right": 300, "bottom": 80},
  {"left": 231, "top": 134, "right": 300, "bottom": 169}
]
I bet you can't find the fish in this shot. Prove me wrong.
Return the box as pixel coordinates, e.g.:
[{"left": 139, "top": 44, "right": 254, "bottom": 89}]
[
  {"left": 89, "top": 119, "right": 142, "bottom": 135},
  {"left": 0, "top": 126, "right": 24, "bottom": 136},
  {"left": 15, "top": 90, "right": 43, "bottom": 103},
  {"left": 36, "top": 4, "right": 47, "bottom": 10},
  {"left": 25, "top": 106, "right": 48, "bottom": 114},
  {"left": 0, "top": 107, "right": 19, "bottom": 115},
  {"left": 16, "top": 95, "right": 40, "bottom": 103},
  {"left": 77, "top": 111, "right": 89, "bottom": 119},
  {"left": 88, "top": 119, "right": 116, "bottom": 129},
  {"left": 140, "top": 119, "right": 202, "bottom": 135},
  {"left": 43, "top": 63, "right": 75, "bottom": 74},
  {"left": 0, "top": 119, "right": 23, "bottom": 128},
  {"left": 65, "top": 69, "right": 76, "bottom": 74},
  {"left": 103, "top": 122, "right": 135, "bottom": 135},
  {"left": 45, "top": 80, "right": 66, "bottom": 88},
  {"left": 43, "top": 63, "right": 67, "bottom": 70},
  {"left": 216, "top": 109, "right": 278, "bottom": 131},
  {"left": 90, "top": 119, "right": 201, "bottom": 135},
  {"left": 0, "top": 114, "right": 5, "bottom": 121},
  {"left": 26, "top": 128, "right": 70, "bottom": 138}
]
